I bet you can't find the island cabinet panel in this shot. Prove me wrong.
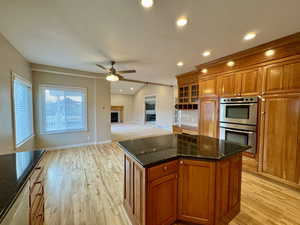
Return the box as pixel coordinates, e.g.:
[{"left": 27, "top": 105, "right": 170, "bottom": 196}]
[
  {"left": 124, "top": 155, "right": 146, "bottom": 225},
  {"left": 260, "top": 94, "right": 300, "bottom": 184},
  {"left": 178, "top": 160, "right": 216, "bottom": 225},
  {"left": 215, "top": 153, "right": 242, "bottom": 225},
  {"left": 199, "top": 79, "right": 218, "bottom": 97},
  {"left": 147, "top": 173, "right": 178, "bottom": 225},
  {"left": 199, "top": 98, "right": 219, "bottom": 138}
]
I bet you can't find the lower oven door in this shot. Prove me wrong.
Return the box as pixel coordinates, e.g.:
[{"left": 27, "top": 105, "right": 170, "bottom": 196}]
[{"left": 219, "top": 126, "right": 256, "bottom": 154}]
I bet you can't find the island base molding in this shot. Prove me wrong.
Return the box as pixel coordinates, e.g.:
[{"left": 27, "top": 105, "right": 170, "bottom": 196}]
[{"left": 123, "top": 152, "right": 242, "bottom": 225}]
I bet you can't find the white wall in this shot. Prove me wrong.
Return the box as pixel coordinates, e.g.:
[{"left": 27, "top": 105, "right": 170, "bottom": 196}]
[
  {"left": 0, "top": 33, "right": 35, "bottom": 154},
  {"left": 32, "top": 69, "right": 111, "bottom": 149},
  {"left": 133, "top": 85, "right": 174, "bottom": 130},
  {"left": 111, "top": 94, "right": 134, "bottom": 122}
]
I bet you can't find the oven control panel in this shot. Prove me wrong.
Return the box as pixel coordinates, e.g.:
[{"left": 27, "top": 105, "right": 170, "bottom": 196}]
[{"left": 220, "top": 96, "right": 258, "bottom": 103}]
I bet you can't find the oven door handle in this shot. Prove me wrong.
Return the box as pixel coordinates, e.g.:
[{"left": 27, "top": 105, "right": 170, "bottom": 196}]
[
  {"left": 223, "top": 103, "right": 257, "bottom": 106},
  {"left": 225, "top": 128, "right": 254, "bottom": 134}
]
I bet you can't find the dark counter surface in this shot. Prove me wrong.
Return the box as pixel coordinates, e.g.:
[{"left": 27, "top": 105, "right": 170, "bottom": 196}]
[
  {"left": 0, "top": 150, "right": 44, "bottom": 223},
  {"left": 119, "top": 134, "right": 250, "bottom": 167}
]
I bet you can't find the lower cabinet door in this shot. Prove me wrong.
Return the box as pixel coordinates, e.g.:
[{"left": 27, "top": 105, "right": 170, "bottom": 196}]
[
  {"left": 148, "top": 173, "right": 178, "bottom": 225},
  {"left": 178, "top": 160, "right": 215, "bottom": 225}
]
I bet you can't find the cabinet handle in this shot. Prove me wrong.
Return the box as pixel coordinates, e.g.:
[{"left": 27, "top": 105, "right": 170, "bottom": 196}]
[
  {"left": 180, "top": 161, "right": 184, "bottom": 165},
  {"left": 163, "top": 166, "right": 168, "bottom": 171}
]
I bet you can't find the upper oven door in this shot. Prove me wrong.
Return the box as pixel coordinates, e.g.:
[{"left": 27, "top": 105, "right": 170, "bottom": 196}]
[{"left": 219, "top": 103, "right": 257, "bottom": 125}]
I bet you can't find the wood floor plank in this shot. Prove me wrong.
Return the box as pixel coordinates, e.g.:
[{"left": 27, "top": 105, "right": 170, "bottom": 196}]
[{"left": 41, "top": 143, "right": 300, "bottom": 225}]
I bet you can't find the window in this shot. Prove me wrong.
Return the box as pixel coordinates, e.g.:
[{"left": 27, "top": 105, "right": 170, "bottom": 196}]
[
  {"left": 13, "top": 74, "right": 34, "bottom": 147},
  {"left": 145, "top": 96, "right": 156, "bottom": 123},
  {"left": 40, "top": 85, "right": 87, "bottom": 134}
]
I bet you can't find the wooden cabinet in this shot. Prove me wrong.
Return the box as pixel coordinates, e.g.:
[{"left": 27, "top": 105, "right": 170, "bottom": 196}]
[
  {"left": 199, "top": 98, "right": 218, "bottom": 138},
  {"left": 262, "top": 60, "right": 300, "bottom": 95},
  {"left": 260, "top": 94, "right": 300, "bottom": 185},
  {"left": 178, "top": 83, "right": 199, "bottom": 104},
  {"left": 148, "top": 173, "right": 178, "bottom": 225},
  {"left": 199, "top": 79, "right": 217, "bottom": 97},
  {"left": 124, "top": 155, "right": 146, "bottom": 225},
  {"left": 217, "top": 74, "right": 236, "bottom": 97},
  {"left": 178, "top": 160, "right": 215, "bottom": 225},
  {"left": 238, "top": 68, "right": 262, "bottom": 96}
]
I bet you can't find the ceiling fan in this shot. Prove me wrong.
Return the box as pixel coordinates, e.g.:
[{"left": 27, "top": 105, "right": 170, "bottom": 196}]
[{"left": 96, "top": 61, "right": 136, "bottom": 82}]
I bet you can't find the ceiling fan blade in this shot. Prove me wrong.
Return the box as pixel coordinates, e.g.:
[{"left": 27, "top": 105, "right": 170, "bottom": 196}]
[
  {"left": 118, "top": 70, "right": 136, "bottom": 74},
  {"left": 96, "top": 64, "right": 109, "bottom": 72}
]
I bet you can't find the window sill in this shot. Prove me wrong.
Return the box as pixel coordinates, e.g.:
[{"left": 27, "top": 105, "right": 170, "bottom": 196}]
[
  {"left": 40, "top": 129, "right": 88, "bottom": 135},
  {"left": 16, "top": 134, "right": 35, "bottom": 149}
]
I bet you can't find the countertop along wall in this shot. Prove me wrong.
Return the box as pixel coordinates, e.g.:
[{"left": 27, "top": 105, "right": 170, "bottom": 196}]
[
  {"left": 32, "top": 68, "right": 111, "bottom": 150},
  {"left": 0, "top": 33, "right": 35, "bottom": 155},
  {"left": 133, "top": 85, "right": 174, "bottom": 130},
  {"left": 111, "top": 94, "right": 134, "bottom": 123}
]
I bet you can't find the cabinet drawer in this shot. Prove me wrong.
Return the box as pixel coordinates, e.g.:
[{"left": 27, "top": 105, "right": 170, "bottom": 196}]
[{"left": 148, "top": 160, "right": 178, "bottom": 181}]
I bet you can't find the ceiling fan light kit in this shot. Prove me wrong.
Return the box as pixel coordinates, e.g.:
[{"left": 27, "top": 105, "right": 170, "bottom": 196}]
[{"left": 106, "top": 74, "right": 119, "bottom": 82}]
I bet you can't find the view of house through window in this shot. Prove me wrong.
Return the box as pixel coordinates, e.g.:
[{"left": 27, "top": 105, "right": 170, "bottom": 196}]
[
  {"left": 40, "top": 86, "right": 87, "bottom": 134},
  {"left": 144, "top": 96, "right": 156, "bottom": 123},
  {"left": 13, "top": 75, "right": 34, "bottom": 147}
]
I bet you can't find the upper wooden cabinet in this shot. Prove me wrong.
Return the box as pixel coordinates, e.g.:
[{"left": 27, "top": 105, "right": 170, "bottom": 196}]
[
  {"left": 199, "top": 98, "right": 218, "bottom": 138},
  {"left": 217, "top": 74, "right": 236, "bottom": 97},
  {"left": 199, "top": 79, "right": 217, "bottom": 97},
  {"left": 260, "top": 94, "right": 300, "bottom": 185},
  {"left": 178, "top": 83, "right": 199, "bottom": 104},
  {"left": 238, "top": 68, "right": 262, "bottom": 96},
  {"left": 262, "top": 60, "right": 300, "bottom": 95}
]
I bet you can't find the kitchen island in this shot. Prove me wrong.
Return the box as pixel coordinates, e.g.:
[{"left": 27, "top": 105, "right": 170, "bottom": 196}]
[{"left": 119, "top": 134, "right": 250, "bottom": 225}]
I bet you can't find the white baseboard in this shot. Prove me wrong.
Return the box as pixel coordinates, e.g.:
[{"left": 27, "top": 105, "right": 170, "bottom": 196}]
[{"left": 44, "top": 140, "right": 112, "bottom": 151}]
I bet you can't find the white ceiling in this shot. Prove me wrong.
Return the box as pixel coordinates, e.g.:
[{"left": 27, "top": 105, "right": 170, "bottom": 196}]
[
  {"left": 111, "top": 80, "right": 145, "bottom": 95},
  {"left": 0, "top": 0, "right": 300, "bottom": 85}
]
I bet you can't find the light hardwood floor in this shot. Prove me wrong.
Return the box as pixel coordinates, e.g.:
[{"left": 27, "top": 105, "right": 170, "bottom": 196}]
[{"left": 41, "top": 143, "right": 300, "bottom": 225}]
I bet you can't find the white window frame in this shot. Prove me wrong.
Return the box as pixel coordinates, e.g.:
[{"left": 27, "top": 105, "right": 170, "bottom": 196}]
[
  {"left": 11, "top": 73, "right": 34, "bottom": 148},
  {"left": 39, "top": 85, "right": 88, "bottom": 135}
]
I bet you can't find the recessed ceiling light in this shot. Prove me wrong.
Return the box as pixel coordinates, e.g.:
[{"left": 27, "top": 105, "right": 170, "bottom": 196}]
[
  {"left": 177, "top": 61, "right": 184, "bottom": 67},
  {"left": 244, "top": 32, "right": 256, "bottom": 41},
  {"left": 120, "top": 89, "right": 123, "bottom": 92},
  {"left": 265, "top": 49, "right": 275, "bottom": 57},
  {"left": 202, "top": 51, "right": 211, "bottom": 57},
  {"left": 141, "top": 0, "right": 153, "bottom": 8},
  {"left": 227, "top": 61, "right": 235, "bottom": 67},
  {"left": 130, "top": 87, "right": 134, "bottom": 90},
  {"left": 201, "top": 68, "right": 208, "bottom": 74},
  {"left": 176, "top": 17, "right": 188, "bottom": 27}
]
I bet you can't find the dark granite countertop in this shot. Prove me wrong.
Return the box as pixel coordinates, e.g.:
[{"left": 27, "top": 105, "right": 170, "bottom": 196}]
[
  {"left": 119, "top": 134, "right": 251, "bottom": 167},
  {"left": 0, "top": 150, "right": 44, "bottom": 223}
]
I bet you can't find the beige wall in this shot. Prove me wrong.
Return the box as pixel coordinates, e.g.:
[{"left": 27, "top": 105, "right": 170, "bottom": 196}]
[
  {"left": 0, "top": 33, "right": 35, "bottom": 154},
  {"left": 111, "top": 94, "right": 134, "bottom": 122},
  {"left": 133, "top": 85, "right": 174, "bottom": 129},
  {"left": 32, "top": 70, "right": 111, "bottom": 149}
]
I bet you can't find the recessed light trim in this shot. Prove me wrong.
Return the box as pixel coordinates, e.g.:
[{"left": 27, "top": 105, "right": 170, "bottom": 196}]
[
  {"left": 265, "top": 49, "right": 275, "bottom": 57},
  {"left": 227, "top": 61, "right": 235, "bottom": 67},
  {"left": 176, "top": 17, "right": 188, "bottom": 27},
  {"left": 141, "top": 0, "right": 153, "bottom": 8},
  {"left": 201, "top": 68, "right": 208, "bottom": 74},
  {"left": 244, "top": 32, "right": 256, "bottom": 41},
  {"left": 130, "top": 87, "right": 134, "bottom": 90},
  {"left": 120, "top": 89, "right": 123, "bottom": 92},
  {"left": 177, "top": 61, "right": 184, "bottom": 67},
  {"left": 202, "top": 51, "right": 211, "bottom": 57}
]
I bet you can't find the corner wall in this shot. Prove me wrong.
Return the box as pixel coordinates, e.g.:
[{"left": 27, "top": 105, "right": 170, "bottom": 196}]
[
  {"left": 133, "top": 85, "right": 174, "bottom": 130},
  {"left": 0, "top": 33, "right": 34, "bottom": 154},
  {"left": 111, "top": 94, "right": 134, "bottom": 123}
]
